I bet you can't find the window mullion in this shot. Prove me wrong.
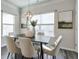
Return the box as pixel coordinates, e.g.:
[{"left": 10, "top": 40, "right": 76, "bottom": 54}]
[{"left": 3, "top": 23, "right": 14, "bottom": 25}]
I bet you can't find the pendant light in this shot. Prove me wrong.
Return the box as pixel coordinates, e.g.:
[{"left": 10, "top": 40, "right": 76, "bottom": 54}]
[{"left": 24, "top": 0, "right": 33, "bottom": 20}]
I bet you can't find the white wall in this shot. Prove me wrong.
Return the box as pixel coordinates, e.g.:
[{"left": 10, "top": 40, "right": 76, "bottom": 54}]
[
  {"left": 74, "top": 0, "right": 78, "bottom": 51},
  {"left": 1, "top": 0, "right": 20, "bottom": 47},
  {"left": 21, "top": 0, "right": 76, "bottom": 49},
  {"left": 1, "top": 0, "right": 20, "bottom": 34}
]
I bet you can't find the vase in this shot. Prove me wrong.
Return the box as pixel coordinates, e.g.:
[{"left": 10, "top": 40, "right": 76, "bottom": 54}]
[{"left": 33, "top": 27, "right": 35, "bottom": 39}]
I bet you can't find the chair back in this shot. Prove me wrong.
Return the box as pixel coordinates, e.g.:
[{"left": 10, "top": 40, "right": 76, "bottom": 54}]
[
  {"left": 53, "top": 35, "right": 62, "bottom": 55},
  {"left": 6, "top": 37, "right": 19, "bottom": 53},
  {"left": 24, "top": 30, "right": 33, "bottom": 37},
  {"left": 19, "top": 37, "right": 35, "bottom": 58},
  {"left": 37, "top": 32, "right": 44, "bottom": 36},
  {"left": 8, "top": 32, "right": 14, "bottom": 37},
  {"left": 48, "top": 37, "right": 56, "bottom": 45}
]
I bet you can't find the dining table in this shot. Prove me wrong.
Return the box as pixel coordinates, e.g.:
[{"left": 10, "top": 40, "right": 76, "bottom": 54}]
[
  {"left": 15, "top": 35, "right": 51, "bottom": 59},
  {"left": 32, "top": 36, "right": 50, "bottom": 59}
]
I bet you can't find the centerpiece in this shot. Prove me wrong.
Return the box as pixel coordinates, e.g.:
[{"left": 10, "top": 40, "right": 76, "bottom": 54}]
[{"left": 30, "top": 20, "right": 37, "bottom": 38}]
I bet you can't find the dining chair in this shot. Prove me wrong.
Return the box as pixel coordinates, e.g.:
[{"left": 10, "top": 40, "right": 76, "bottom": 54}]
[
  {"left": 37, "top": 32, "right": 44, "bottom": 36},
  {"left": 24, "top": 30, "right": 33, "bottom": 37},
  {"left": 18, "top": 37, "right": 38, "bottom": 59},
  {"left": 9, "top": 32, "right": 14, "bottom": 37},
  {"left": 6, "top": 36, "right": 21, "bottom": 59},
  {"left": 34, "top": 31, "right": 44, "bottom": 48},
  {"left": 42, "top": 35, "right": 62, "bottom": 59}
]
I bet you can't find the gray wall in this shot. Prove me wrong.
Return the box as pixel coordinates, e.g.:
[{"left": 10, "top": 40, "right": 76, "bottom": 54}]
[{"left": 21, "top": 0, "right": 76, "bottom": 49}]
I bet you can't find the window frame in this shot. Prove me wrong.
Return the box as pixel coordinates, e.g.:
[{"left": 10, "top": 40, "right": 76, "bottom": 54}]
[
  {"left": 2, "top": 12, "right": 15, "bottom": 36},
  {"left": 31, "top": 12, "right": 55, "bottom": 37}
]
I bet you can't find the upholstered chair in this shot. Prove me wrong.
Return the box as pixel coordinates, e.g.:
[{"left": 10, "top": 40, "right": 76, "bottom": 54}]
[
  {"left": 6, "top": 37, "right": 21, "bottom": 59},
  {"left": 37, "top": 32, "right": 44, "bottom": 36},
  {"left": 42, "top": 35, "right": 62, "bottom": 59},
  {"left": 24, "top": 30, "right": 33, "bottom": 38},
  {"left": 18, "top": 37, "right": 38, "bottom": 59}
]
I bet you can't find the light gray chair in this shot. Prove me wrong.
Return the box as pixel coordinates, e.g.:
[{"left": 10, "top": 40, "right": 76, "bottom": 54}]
[
  {"left": 24, "top": 30, "right": 33, "bottom": 37},
  {"left": 8, "top": 32, "right": 14, "bottom": 36},
  {"left": 18, "top": 37, "right": 38, "bottom": 59},
  {"left": 43, "top": 35, "right": 62, "bottom": 59},
  {"left": 37, "top": 32, "right": 44, "bottom": 36},
  {"left": 6, "top": 37, "right": 21, "bottom": 59}
]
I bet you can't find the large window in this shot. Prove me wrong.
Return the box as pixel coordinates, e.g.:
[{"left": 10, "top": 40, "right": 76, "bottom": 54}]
[
  {"left": 2, "top": 12, "right": 15, "bottom": 36},
  {"left": 31, "top": 12, "right": 54, "bottom": 37},
  {"left": 1, "top": 12, "right": 15, "bottom": 47}
]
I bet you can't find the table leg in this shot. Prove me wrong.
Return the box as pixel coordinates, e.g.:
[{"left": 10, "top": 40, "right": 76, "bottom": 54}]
[
  {"left": 40, "top": 42, "right": 44, "bottom": 59},
  {"left": 14, "top": 38, "right": 16, "bottom": 41}
]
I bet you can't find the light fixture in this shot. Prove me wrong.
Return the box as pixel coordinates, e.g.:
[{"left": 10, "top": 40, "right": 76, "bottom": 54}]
[
  {"left": 25, "top": 10, "right": 32, "bottom": 20},
  {"left": 24, "top": 0, "right": 33, "bottom": 20}
]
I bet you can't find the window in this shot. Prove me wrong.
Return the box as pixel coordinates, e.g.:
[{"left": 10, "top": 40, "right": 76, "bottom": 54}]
[
  {"left": 1, "top": 12, "right": 15, "bottom": 47},
  {"left": 2, "top": 12, "right": 15, "bottom": 36},
  {"left": 31, "top": 12, "right": 54, "bottom": 37}
]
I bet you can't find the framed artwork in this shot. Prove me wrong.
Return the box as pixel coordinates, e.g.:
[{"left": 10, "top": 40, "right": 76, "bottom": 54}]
[
  {"left": 58, "top": 10, "right": 73, "bottom": 29},
  {"left": 21, "top": 24, "right": 27, "bottom": 28}
]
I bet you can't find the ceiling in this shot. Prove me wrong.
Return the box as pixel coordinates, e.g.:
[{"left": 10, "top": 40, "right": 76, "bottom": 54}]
[{"left": 3, "top": 0, "right": 51, "bottom": 8}]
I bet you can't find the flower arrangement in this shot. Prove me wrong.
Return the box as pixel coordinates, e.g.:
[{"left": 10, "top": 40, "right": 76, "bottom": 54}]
[
  {"left": 30, "top": 20, "right": 37, "bottom": 38},
  {"left": 30, "top": 20, "right": 37, "bottom": 27}
]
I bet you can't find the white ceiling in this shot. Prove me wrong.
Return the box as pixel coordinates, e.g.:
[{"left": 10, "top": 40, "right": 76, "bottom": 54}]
[{"left": 3, "top": 0, "right": 51, "bottom": 8}]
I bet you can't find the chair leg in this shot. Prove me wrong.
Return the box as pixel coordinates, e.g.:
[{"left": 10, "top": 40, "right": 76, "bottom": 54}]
[
  {"left": 55, "top": 56, "right": 56, "bottom": 59},
  {"left": 11, "top": 53, "right": 13, "bottom": 59},
  {"left": 39, "top": 52, "right": 41, "bottom": 59},
  {"left": 31, "top": 57, "right": 33, "bottom": 59},
  {"left": 22, "top": 56, "right": 24, "bottom": 59},
  {"left": 52, "top": 56, "right": 56, "bottom": 59},
  {"left": 15, "top": 53, "right": 17, "bottom": 59},
  {"left": 7, "top": 52, "right": 10, "bottom": 59},
  {"left": 52, "top": 56, "right": 54, "bottom": 59},
  {"left": 37, "top": 51, "right": 39, "bottom": 59},
  {"left": 23, "top": 57, "right": 33, "bottom": 59}
]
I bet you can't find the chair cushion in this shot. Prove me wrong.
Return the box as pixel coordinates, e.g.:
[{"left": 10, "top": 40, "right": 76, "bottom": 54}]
[{"left": 24, "top": 30, "right": 33, "bottom": 37}]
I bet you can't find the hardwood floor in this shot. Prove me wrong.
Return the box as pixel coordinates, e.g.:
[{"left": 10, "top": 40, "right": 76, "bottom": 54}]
[{"left": 1, "top": 46, "right": 78, "bottom": 59}]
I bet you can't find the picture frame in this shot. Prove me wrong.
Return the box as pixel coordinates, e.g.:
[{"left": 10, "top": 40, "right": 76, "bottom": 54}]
[
  {"left": 58, "top": 10, "right": 73, "bottom": 29},
  {"left": 21, "top": 24, "right": 27, "bottom": 28}
]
